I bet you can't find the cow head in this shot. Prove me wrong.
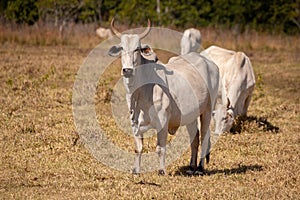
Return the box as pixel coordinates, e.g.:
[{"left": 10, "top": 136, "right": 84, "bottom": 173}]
[
  {"left": 180, "top": 30, "right": 192, "bottom": 55},
  {"left": 212, "top": 98, "right": 234, "bottom": 135},
  {"left": 180, "top": 28, "right": 201, "bottom": 55},
  {"left": 108, "top": 18, "right": 155, "bottom": 78}
]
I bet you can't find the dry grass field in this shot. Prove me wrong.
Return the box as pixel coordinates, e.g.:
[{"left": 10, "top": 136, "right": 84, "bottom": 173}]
[{"left": 0, "top": 24, "right": 299, "bottom": 199}]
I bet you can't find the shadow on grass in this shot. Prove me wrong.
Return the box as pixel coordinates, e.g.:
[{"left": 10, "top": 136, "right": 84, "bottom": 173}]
[
  {"left": 173, "top": 164, "right": 263, "bottom": 177},
  {"left": 135, "top": 180, "right": 161, "bottom": 187},
  {"left": 230, "top": 115, "right": 279, "bottom": 134},
  {"left": 206, "top": 164, "right": 263, "bottom": 176}
]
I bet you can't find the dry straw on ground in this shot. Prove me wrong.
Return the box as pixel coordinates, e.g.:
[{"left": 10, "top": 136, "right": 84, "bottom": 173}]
[{"left": 0, "top": 24, "right": 299, "bottom": 199}]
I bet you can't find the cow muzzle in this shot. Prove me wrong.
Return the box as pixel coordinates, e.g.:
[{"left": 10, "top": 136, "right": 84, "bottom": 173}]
[{"left": 122, "top": 68, "right": 134, "bottom": 77}]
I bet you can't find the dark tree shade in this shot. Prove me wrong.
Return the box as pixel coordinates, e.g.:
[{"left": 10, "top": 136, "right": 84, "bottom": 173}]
[{"left": 1, "top": 0, "right": 299, "bottom": 34}]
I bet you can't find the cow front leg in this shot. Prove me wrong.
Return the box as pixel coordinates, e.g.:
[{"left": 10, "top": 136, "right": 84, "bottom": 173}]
[
  {"left": 242, "top": 90, "right": 253, "bottom": 116},
  {"left": 132, "top": 134, "right": 143, "bottom": 174},
  {"left": 156, "top": 128, "right": 168, "bottom": 175}
]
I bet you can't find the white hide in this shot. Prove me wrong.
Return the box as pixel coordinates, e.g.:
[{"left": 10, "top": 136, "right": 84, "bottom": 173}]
[
  {"left": 201, "top": 45, "right": 255, "bottom": 133},
  {"left": 180, "top": 28, "right": 201, "bottom": 55},
  {"left": 96, "top": 27, "right": 113, "bottom": 38},
  {"left": 109, "top": 33, "right": 219, "bottom": 175}
]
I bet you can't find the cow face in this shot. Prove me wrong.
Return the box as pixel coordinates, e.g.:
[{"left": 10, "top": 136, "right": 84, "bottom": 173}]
[
  {"left": 108, "top": 18, "right": 152, "bottom": 78},
  {"left": 108, "top": 35, "right": 155, "bottom": 78},
  {"left": 108, "top": 34, "right": 142, "bottom": 77},
  {"left": 212, "top": 99, "right": 234, "bottom": 134}
]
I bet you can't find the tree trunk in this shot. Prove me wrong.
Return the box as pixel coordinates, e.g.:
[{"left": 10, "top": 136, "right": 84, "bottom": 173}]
[{"left": 156, "top": 0, "right": 161, "bottom": 25}]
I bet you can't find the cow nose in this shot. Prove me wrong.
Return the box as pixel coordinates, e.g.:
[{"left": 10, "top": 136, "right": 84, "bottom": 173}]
[{"left": 122, "top": 68, "right": 134, "bottom": 77}]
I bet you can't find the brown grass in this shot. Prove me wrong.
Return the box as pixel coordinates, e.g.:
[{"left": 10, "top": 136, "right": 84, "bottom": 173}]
[{"left": 0, "top": 24, "right": 299, "bottom": 199}]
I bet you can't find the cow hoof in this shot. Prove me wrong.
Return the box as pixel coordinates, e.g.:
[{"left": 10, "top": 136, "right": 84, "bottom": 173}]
[
  {"left": 186, "top": 166, "right": 196, "bottom": 175},
  {"left": 132, "top": 168, "right": 140, "bottom": 175},
  {"left": 158, "top": 169, "right": 165, "bottom": 176},
  {"left": 194, "top": 170, "right": 204, "bottom": 176},
  {"left": 195, "top": 166, "right": 204, "bottom": 176}
]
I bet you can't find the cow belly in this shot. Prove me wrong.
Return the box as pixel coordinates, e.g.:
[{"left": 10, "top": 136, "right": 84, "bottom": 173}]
[
  {"left": 167, "top": 70, "right": 209, "bottom": 126},
  {"left": 167, "top": 97, "right": 207, "bottom": 135},
  {"left": 168, "top": 89, "right": 208, "bottom": 126}
]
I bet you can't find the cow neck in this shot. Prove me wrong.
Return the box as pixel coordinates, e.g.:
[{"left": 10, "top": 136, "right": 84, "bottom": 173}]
[
  {"left": 123, "top": 76, "right": 135, "bottom": 95},
  {"left": 122, "top": 55, "right": 145, "bottom": 94},
  {"left": 123, "top": 61, "right": 169, "bottom": 97}
]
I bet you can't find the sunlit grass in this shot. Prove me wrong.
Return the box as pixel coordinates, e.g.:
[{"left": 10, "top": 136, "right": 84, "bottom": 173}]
[{"left": 0, "top": 24, "right": 299, "bottom": 199}]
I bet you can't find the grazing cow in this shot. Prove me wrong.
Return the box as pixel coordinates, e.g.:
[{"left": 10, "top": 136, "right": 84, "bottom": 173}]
[
  {"left": 108, "top": 18, "right": 219, "bottom": 175},
  {"left": 180, "top": 28, "right": 201, "bottom": 55},
  {"left": 180, "top": 29, "right": 255, "bottom": 133},
  {"left": 96, "top": 27, "right": 113, "bottom": 38},
  {"left": 202, "top": 46, "right": 255, "bottom": 133}
]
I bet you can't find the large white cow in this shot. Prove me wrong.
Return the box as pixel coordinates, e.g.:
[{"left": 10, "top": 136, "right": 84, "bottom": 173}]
[
  {"left": 180, "top": 28, "right": 201, "bottom": 55},
  {"left": 180, "top": 29, "right": 255, "bottom": 133},
  {"left": 202, "top": 46, "right": 255, "bottom": 133},
  {"left": 108, "top": 19, "right": 219, "bottom": 175}
]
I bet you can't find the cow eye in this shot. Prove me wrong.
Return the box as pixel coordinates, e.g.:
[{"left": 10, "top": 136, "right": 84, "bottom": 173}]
[{"left": 141, "top": 47, "right": 151, "bottom": 54}]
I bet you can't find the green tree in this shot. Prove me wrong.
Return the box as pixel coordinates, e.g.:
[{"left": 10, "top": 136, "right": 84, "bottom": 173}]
[
  {"left": 117, "top": 0, "right": 158, "bottom": 25},
  {"left": 1, "top": 0, "right": 299, "bottom": 34},
  {"left": 37, "top": 0, "right": 84, "bottom": 25},
  {"left": 167, "top": 0, "right": 212, "bottom": 27},
  {"left": 37, "top": 0, "right": 85, "bottom": 39},
  {"left": 0, "top": 0, "right": 9, "bottom": 17},
  {"left": 5, "top": 0, "right": 39, "bottom": 25}
]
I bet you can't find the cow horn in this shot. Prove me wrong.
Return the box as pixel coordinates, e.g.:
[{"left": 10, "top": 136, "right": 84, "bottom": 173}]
[
  {"left": 110, "top": 17, "right": 122, "bottom": 38},
  {"left": 138, "top": 19, "right": 151, "bottom": 39},
  {"left": 226, "top": 98, "right": 231, "bottom": 109}
]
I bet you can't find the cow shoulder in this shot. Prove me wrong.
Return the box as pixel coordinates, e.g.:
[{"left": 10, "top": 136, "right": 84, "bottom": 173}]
[{"left": 153, "top": 84, "right": 170, "bottom": 111}]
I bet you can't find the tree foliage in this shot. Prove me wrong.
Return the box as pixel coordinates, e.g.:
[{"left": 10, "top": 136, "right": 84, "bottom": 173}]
[
  {"left": 1, "top": 0, "right": 300, "bottom": 34},
  {"left": 5, "top": 0, "right": 39, "bottom": 25}
]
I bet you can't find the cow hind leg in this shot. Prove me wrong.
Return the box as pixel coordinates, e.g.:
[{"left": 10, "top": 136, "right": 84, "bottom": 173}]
[
  {"left": 186, "top": 120, "right": 199, "bottom": 175},
  {"left": 132, "top": 135, "right": 143, "bottom": 174},
  {"left": 206, "top": 140, "right": 211, "bottom": 164},
  {"left": 195, "top": 112, "right": 211, "bottom": 176}
]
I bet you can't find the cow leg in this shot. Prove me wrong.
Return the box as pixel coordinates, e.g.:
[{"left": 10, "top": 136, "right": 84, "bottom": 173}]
[
  {"left": 242, "top": 88, "right": 254, "bottom": 116},
  {"left": 196, "top": 111, "right": 211, "bottom": 176},
  {"left": 132, "top": 134, "right": 143, "bottom": 174},
  {"left": 151, "top": 86, "right": 170, "bottom": 175},
  {"left": 156, "top": 128, "right": 168, "bottom": 175},
  {"left": 186, "top": 120, "right": 199, "bottom": 174}
]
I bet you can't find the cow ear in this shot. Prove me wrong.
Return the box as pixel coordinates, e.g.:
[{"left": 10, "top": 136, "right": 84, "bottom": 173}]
[
  {"left": 141, "top": 44, "right": 158, "bottom": 62},
  {"left": 108, "top": 45, "right": 122, "bottom": 57},
  {"left": 141, "top": 44, "right": 153, "bottom": 56}
]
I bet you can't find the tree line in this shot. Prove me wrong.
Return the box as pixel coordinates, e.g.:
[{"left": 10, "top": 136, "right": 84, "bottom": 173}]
[{"left": 1, "top": 0, "right": 299, "bottom": 34}]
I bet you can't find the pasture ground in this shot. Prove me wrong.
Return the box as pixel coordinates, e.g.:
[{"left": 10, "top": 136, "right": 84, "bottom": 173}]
[{"left": 0, "top": 26, "right": 299, "bottom": 199}]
